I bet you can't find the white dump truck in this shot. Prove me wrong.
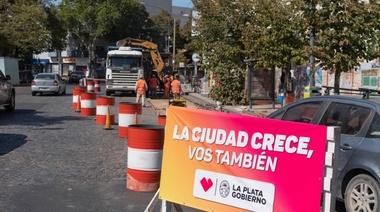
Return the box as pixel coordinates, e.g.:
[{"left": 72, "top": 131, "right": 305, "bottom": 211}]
[{"left": 105, "top": 46, "right": 144, "bottom": 96}]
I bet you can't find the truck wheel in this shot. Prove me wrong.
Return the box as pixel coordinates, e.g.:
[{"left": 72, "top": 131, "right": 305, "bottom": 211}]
[
  {"left": 106, "top": 90, "right": 111, "bottom": 96},
  {"left": 345, "top": 174, "right": 380, "bottom": 212},
  {"left": 5, "top": 92, "right": 15, "bottom": 112}
]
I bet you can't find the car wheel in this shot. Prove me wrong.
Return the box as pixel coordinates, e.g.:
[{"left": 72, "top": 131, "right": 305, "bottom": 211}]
[
  {"left": 32, "top": 91, "right": 37, "bottom": 96},
  {"left": 345, "top": 174, "right": 380, "bottom": 212},
  {"left": 62, "top": 88, "right": 66, "bottom": 95},
  {"left": 55, "top": 90, "right": 60, "bottom": 96},
  {"left": 5, "top": 92, "right": 15, "bottom": 112},
  {"left": 106, "top": 90, "right": 111, "bottom": 96}
]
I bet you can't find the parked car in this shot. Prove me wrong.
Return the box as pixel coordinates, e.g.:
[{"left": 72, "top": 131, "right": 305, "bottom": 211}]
[
  {"left": 95, "top": 68, "right": 106, "bottom": 79},
  {"left": 68, "top": 71, "right": 85, "bottom": 83},
  {"left": 267, "top": 95, "right": 380, "bottom": 212},
  {"left": 19, "top": 70, "right": 34, "bottom": 84},
  {"left": 0, "top": 69, "right": 15, "bottom": 111},
  {"left": 31, "top": 73, "right": 66, "bottom": 96}
]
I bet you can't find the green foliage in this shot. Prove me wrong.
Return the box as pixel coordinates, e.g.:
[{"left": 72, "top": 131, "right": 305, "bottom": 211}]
[
  {"left": 45, "top": 6, "right": 66, "bottom": 51},
  {"left": 310, "top": 0, "right": 380, "bottom": 90},
  {"left": 148, "top": 11, "right": 175, "bottom": 52},
  {"left": 0, "top": 0, "right": 61, "bottom": 59},
  {"left": 209, "top": 64, "right": 248, "bottom": 105},
  {"left": 193, "top": 0, "right": 380, "bottom": 100},
  {"left": 314, "top": 0, "right": 380, "bottom": 69},
  {"left": 58, "top": 0, "right": 150, "bottom": 70}
]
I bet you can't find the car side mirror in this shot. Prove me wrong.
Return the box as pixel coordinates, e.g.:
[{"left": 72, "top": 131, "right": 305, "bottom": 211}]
[{"left": 6, "top": 75, "right": 11, "bottom": 80}]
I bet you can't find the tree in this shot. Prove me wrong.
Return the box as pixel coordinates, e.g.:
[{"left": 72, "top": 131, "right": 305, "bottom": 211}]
[
  {"left": 58, "top": 0, "right": 149, "bottom": 76},
  {"left": 148, "top": 10, "right": 175, "bottom": 52},
  {"left": 0, "top": 0, "right": 63, "bottom": 60},
  {"left": 312, "top": 0, "right": 380, "bottom": 93},
  {"left": 192, "top": 1, "right": 248, "bottom": 104},
  {"left": 192, "top": 0, "right": 380, "bottom": 102},
  {"left": 192, "top": 0, "right": 307, "bottom": 104}
]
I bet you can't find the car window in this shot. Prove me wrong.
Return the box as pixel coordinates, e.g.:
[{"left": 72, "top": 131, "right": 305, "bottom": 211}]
[
  {"left": 368, "top": 113, "right": 380, "bottom": 137},
  {"left": 36, "top": 74, "right": 56, "bottom": 80},
  {"left": 280, "top": 101, "right": 322, "bottom": 123},
  {"left": 320, "top": 103, "right": 370, "bottom": 135}
]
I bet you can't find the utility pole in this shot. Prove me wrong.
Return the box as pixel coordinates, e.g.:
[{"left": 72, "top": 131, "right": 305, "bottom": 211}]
[
  {"left": 309, "top": 0, "right": 316, "bottom": 87},
  {"left": 141, "top": 2, "right": 176, "bottom": 70},
  {"left": 172, "top": 17, "right": 176, "bottom": 70}
]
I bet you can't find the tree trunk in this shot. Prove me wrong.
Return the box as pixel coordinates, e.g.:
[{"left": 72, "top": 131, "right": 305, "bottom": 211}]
[
  {"left": 334, "top": 70, "right": 341, "bottom": 95},
  {"left": 87, "top": 42, "right": 96, "bottom": 78}
]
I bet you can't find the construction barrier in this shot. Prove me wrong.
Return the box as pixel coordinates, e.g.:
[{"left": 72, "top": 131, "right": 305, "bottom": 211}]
[
  {"left": 94, "top": 80, "right": 101, "bottom": 92},
  {"left": 118, "top": 102, "right": 142, "bottom": 138},
  {"left": 126, "top": 124, "right": 165, "bottom": 192},
  {"left": 157, "top": 115, "right": 166, "bottom": 125},
  {"left": 72, "top": 86, "right": 87, "bottom": 110},
  {"left": 87, "top": 80, "right": 94, "bottom": 92},
  {"left": 80, "top": 92, "right": 97, "bottom": 116},
  {"left": 96, "top": 96, "right": 115, "bottom": 125}
]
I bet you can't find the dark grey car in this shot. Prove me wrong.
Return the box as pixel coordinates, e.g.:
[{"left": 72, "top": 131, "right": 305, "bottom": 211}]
[
  {"left": 267, "top": 95, "right": 380, "bottom": 212},
  {"left": 0, "top": 69, "right": 15, "bottom": 111}
]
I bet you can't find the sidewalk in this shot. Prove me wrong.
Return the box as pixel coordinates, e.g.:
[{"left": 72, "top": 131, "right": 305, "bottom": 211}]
[{"left": 180, "top": 83, "right": 281, "bottom": 117}]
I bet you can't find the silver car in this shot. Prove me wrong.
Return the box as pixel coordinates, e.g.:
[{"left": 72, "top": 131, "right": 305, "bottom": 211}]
[
  {"left": 31, "top": 73, "right": 66, "bottom": 96},
  {"left": 267, "top": 95, "right": 380, "bottom": 212}
]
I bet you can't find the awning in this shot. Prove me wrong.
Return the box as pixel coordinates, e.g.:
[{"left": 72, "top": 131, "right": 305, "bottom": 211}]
[{"left": 32, "top": 59, "right": 50, "bottom": 65}]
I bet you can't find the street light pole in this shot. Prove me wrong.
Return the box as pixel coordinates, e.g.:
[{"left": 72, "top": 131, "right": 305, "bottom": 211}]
[
  {"left": 141, "top": 2, "right": 176, "bottom": 69},
  {"left": 172, "top": 17, "right": 176, "bottom": 70}
]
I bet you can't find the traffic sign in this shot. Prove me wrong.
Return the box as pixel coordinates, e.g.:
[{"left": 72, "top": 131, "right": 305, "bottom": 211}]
[{"left": 192, "top": 53, "right": 200, "bottom": 62}]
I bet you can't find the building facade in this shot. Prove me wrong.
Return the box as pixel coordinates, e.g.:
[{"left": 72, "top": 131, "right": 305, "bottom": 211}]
[{"left": 32, "top": 0, "right": 193, "bottom": 79}]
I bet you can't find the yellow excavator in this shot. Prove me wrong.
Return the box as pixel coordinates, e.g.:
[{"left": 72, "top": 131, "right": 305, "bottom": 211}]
[{"left": 116, "top": 38, "right": 165, "bottom": 80}]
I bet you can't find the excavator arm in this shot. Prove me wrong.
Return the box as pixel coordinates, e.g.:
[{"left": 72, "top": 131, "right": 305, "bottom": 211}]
[{"left": 116, "top": 38, "right": 165, "bottom": 74}]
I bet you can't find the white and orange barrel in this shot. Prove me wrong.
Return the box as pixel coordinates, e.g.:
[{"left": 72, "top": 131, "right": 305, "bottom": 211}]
[
  {"left": 118, "top": 102, "right": 142, "bottom": 138},
  {"left": 96, "top": 96, "right": 115, "bottom": 125},
  {"left": 94, "top": 80, "right": 101, "bottom": 92},
  {"left": 80, "top": 92, "right": 97, "bottom": 116},
  {"left": 87, "top": 80, "right": 94, "bottom": 92},
  {"left": 126, "top": 124, "right": 165, "bottom": 192},
  {"left": 157, "top": 115, "right": 166, "bottom": 125},
  {"left": 72, "top": 86, "right": 86, "bottom": 110}
]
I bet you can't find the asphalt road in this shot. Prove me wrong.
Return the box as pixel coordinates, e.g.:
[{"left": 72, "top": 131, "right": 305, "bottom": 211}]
[
  {"left": 0, "top": 84, "right": 200, "bottom": 212},
  {"left": 0, "top": 84, "right": 348, "bottom": 212}
]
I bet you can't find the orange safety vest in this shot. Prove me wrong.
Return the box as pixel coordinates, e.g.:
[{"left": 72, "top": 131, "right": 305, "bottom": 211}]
[
  {"left": 171, "top": 79, "right": 181, "bottom": 94},
  {"left": 136, "top": 79, "right": 147, "bottom": 94}
]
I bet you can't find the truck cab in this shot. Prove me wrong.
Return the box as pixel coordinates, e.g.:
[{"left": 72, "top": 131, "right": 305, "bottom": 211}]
[
  {"left": 105, "top": 47, "right": 144, "bottom": 96},
  {"left": 0, "top": 69, "right": 15, "bottom": 112}
]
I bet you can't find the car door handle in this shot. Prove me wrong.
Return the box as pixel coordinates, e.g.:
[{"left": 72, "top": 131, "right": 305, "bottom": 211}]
[{"left": 341, "top": 144, "right": 352, "bottom": 151}]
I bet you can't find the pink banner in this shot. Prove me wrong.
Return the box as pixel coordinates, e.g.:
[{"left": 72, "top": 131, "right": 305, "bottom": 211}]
[{"left": 160, "top": 106, "right": 327, "bottom": 212}]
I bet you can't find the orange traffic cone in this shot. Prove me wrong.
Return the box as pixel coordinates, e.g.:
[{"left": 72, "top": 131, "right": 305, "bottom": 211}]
[
  {"left": 104, "top": 104, "right": 113, "bottom": 130},
  {"left": 75, "top": 94, "right": 81, "bottom": 113},
  {"left": 134, "top": 112, "right": 138, "bottom": 124}
]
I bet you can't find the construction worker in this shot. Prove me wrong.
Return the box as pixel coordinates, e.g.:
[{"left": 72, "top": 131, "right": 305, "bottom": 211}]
[
  {"left": 135, "top": 75, "right": 148, "bottom": 107},
  {"left": 164, "top": 74, "right": 171, "bottom": 99},
  {"left": 171, "top": 74, "right": 182, "bottom": 99},
  {"left": 148, "top": 73, "right": 159, "bottom": 99}
]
